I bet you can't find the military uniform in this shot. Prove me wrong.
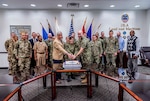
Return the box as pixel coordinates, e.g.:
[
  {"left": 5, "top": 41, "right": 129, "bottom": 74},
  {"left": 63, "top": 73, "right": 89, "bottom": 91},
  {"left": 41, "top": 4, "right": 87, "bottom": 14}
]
[
  {"left": 64, "top": 41, "right": 78, "bottom": 81},
  {"left": 29, "top": 38, "right": 38, "bottom": 76},
  {"left": 45, "top": 39, "right": 53, "bottom": 67},
  {"left": 75, "top": 36, "right": 92, "bottom": 83},
  {"left": 98, "top": 37, "right": 106, "bottom": 66},
  {"left": 34, "top": 41, "right": 48, "bottom": 75},
  {"left": 90, "top": 40, "right": 103, "bottom": 71},
  {"left": 64, "top": 42, "right": 70, "bottom": 61},
  {"left": 34, "top": 41, "right": 48, "bottom": 66},
  {"left": 5, "top": 38, "right": 16, "bottom": 75},
  {"left": 14, "top": 39, "right": 32, "bottom": 82},
  {"left": 76, "top": 37, "right": 92, "bottom": 68},
  {"left": 104, "top": 37, "right": 119, "bottom": 76}
]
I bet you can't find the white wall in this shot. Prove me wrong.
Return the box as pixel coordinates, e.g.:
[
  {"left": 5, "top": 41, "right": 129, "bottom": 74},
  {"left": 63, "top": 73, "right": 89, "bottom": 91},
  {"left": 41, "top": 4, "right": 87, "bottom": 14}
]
[
  {"left": 147, "top": 9, "right": 150, "bottom": 45},
  {"left": 0, "top": 9, "right": 149, "bottom": 67}
]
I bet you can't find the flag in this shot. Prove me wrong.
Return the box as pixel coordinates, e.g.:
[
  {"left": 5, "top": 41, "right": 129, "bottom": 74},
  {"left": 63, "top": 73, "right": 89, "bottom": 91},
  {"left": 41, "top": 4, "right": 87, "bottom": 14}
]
[
  {"left": 87, "top": 19, "right": 94, "bottom": 40},
  {"left": 68, "top": 18, "right": 74, "bottom": 36},
  {"left": 47, "top": 19, "right": 55, "bottom": 36},
  {"left": 40, "top": 23, "right": 48, "bottom": 40},
  {"left": 86, "top": 23, "right": 92, "bottom": 40},
  {"left": 94, "top": 24, "right": 101, "bottom": 33},
  {"left": 82, "top": 17, "right": 87, "bottom": 34},
  {"left": 55, "top": 17, "right": 60, "bottom": 34}
]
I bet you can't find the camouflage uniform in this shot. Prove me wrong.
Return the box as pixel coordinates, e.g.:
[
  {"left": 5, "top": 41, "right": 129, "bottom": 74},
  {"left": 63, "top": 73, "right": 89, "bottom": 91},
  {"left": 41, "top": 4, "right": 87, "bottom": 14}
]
[
  {"left": 90, "top": 40, "right": 103, "bottom": 71},
  {"left": 45, "top": 39, "right": 53, "bottom": 67},
  {"left": 98, "top": 37, "right": 106, "bottom": 65},
  {"left": 64, "top": 41, "right": 78, "bottom": 80},
  {"left": 104, "top": 37, "right": 119, "bottom": 76},
  {"left": 5, "top": 38, "right": 17, "bottom": 75},
  {"left": 76, "top": 37, "right": 92, "bottom": 69},
  {"left": 14, "top": 39, "right": 32, "bottom": 82}
]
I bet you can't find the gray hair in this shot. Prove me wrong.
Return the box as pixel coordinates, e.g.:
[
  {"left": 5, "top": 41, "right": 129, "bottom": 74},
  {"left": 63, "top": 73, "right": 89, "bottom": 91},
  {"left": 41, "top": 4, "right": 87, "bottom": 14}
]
[{"left": 57, "top": 31, "right": 62, "bottom": 35}]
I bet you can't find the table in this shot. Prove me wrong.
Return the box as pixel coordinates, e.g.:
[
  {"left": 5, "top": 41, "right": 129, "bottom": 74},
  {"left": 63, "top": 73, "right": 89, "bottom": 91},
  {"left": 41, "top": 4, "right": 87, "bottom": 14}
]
[{"left": 123, "top": 73, "right": 150, "bottom": 101}]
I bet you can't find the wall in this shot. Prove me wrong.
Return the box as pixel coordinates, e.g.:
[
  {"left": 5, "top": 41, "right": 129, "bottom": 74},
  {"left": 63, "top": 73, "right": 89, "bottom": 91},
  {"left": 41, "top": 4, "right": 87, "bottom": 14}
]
[
  {"left": 0, "top": 9, "right": 149, "bottom": 67},
  {"left": 147, "top": 9, "right": 150, "bottom": 45}
]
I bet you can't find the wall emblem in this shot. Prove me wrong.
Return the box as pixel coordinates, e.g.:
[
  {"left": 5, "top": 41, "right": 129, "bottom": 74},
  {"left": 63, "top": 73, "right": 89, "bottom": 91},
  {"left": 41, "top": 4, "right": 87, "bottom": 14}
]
[{"left": 121, "top": 14, "right": 129, "bottom": 23}]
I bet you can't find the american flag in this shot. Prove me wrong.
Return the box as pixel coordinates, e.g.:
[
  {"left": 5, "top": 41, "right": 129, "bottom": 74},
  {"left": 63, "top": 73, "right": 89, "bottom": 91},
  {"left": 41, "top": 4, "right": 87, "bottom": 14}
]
[{"left": 69, "top": 18, "right": 74, "bottom": 36}]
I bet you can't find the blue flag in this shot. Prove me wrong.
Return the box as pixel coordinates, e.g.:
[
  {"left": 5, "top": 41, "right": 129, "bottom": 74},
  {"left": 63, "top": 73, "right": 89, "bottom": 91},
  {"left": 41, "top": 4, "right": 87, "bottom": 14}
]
[
  {"left": 69, "top": 18, "right": 74, "bottom": 36},
  {"left": 42, "top": 26, "right": 48, "bottom": 40},
  {"left": 87, "top": 23, "right": 92, "bottom": 40},
  {"left": 48, "top": 22, "right": 54, "bottom": 36},
  {"left": 49, "top": 28, "right": 54, "bottom": 36}
]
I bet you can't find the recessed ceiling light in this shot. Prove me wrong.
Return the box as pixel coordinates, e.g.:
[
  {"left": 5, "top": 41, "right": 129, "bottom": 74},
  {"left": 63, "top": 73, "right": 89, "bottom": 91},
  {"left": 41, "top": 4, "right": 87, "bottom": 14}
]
[
  {"left": 57, "top": 4, "right": 62, "bottom": 7},
  {"left": 110, "top": 5, "right": 115, "bottom": 8},
  {"left": 30, "top": 4, "right": 36, "bottom": 7},
  {"left": 84, "top": 5, "right": 89, "bottom": 8},
  {"left": 2, "top": 4, "right": 8, "bottom": 6},
  {"left": 134, "top": 5, "right": 140, "bottom": 8}
]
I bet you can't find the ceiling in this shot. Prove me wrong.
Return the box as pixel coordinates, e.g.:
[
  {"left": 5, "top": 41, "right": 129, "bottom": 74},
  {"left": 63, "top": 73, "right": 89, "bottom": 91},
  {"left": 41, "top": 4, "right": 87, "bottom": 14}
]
[{"left": 0, "top": 0, "right": 150, "bottom": 10}]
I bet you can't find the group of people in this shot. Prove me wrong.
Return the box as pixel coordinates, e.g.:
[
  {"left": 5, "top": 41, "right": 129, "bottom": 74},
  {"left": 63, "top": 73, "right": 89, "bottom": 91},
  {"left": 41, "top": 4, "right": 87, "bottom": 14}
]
[{"left": 5, "top": 29, "right": 140, "bottom": 83}]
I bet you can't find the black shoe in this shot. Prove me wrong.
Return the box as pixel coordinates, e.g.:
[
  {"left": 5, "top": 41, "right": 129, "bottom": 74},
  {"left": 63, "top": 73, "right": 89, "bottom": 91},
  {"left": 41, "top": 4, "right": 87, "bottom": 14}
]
[
  {"left": 131, "top": 72, "right": 135, "bottom": 80},
  {"left": 67, "top": 79, "right": 72, "bottom": 82},
  {"left": 71, "top": 74, "right": 76, "bottom": 79},
  {"left": 67, "top": 76, "right": 72, "bottom": 82}
]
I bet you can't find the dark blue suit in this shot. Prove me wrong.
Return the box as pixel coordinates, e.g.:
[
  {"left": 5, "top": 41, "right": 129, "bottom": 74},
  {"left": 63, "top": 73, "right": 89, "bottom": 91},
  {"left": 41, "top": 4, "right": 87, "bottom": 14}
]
[{"left": 29, "top": 38, "right": 38, "bottom": 75}]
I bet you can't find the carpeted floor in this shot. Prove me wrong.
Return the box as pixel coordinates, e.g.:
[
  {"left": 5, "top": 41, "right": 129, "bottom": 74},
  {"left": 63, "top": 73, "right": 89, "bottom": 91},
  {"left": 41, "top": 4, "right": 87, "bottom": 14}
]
[{"left": 1, "top": 66, "right": 150, "bottom": 101}]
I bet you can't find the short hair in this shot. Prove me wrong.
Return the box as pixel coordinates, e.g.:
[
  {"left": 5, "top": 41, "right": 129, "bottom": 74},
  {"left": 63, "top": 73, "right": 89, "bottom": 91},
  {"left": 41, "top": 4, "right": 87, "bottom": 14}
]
[
  {"left": 130, "top": 30, "right": 135, "bottom": 34},
  {"left": 69, "top": 36, "right": 73, "bottom": 40},
  {"left": 109, "top": 30, "right": 113, "bottom": 33},
  {"left": 37, "top": 35, "right": 42, "bottom": 39},
  {"left": 57, "top": 31, "right": 62, "bottom": 35}
]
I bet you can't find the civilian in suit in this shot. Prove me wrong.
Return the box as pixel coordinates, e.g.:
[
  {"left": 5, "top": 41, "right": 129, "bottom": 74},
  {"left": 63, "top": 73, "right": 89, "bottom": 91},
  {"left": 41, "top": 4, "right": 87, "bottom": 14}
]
[
  {"left": 126, "top": 30, "right": 140, "bottom": 80},
  {"left": 29, "top": 32, "right": 37, "bottom": 76},
  {"left": 53, "top": 31, "right": 72, "bottom": 84}
]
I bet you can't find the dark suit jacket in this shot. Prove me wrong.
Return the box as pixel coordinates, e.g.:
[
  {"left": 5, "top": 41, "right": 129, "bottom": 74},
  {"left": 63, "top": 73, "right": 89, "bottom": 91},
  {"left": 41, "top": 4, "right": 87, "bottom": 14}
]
[
  {"left": 29, "top": 38, "right": 38, "bottom": 67},
  {"left": 29, "top": 38, "right": 38, "bottom": 48}
]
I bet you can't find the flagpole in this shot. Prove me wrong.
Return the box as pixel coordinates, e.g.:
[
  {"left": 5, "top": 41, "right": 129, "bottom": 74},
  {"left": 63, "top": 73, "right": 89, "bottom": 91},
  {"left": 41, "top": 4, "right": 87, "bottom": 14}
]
[
  {"left": 55, "top": 17, "right": 60, "bottom": 34},
  {"left": 97, "top": 24, "right": 101, "bottom": 29},
  {"left": 47, "top": 19, "right": 50, "bottom": 26},
  {"left": 71, "top": 14, "right": 74, "bottom": 19},
  {"left": 40, "top": 22, "right": 43, "bottom": 26},
  {"left": 84, "top": 17, "right": 87, "bottom": 25},
  {"left": 91, "top": 18, "right": 94, "bottom": 24}
]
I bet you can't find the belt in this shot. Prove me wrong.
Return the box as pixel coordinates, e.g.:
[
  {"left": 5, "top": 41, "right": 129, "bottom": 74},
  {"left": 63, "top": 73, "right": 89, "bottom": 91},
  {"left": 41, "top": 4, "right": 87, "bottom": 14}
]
[
  {"left": 37, "top": 52, "right": 45, "bottom": 54},
  {"left": 53, "top": 59, "right": 63, "bottom": 63},
  {"left": 19, "top": 56, "right": 30, "bottom": 58}
]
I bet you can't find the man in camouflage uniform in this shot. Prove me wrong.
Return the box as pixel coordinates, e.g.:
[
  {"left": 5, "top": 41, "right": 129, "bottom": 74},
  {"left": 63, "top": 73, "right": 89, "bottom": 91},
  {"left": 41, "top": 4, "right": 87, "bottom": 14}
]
[
  {"left": 90, "top": 34, "right": 103, "bottom": 72},
  {"left": 14, "top": 32, "right": 32, "bottom": 82},
  {"left": 104, "top": 30, "right": 119, "bottom": 77},
  {"left": 64, "top": 37, "right": 78, "bottom": 82},
  {"left": 45, "top": 33, "right": 53, "bottom": 68},
  {"left": 64, "top": 36, "right": 70, "bottom": 49},
  {"left": 12, "top": 35, "right": 19, "bottom": 83},
  {"left": 5, "top": 32, "right": 17, "bottom": 75},
  {"left": 73, "top": 30, "right": 92, "bottom": 83}
]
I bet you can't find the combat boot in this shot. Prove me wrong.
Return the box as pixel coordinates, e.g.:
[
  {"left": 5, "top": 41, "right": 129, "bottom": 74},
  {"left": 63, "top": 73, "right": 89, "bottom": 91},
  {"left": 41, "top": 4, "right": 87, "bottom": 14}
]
[
  {"left": 67, "top": 75, "right": 72, "bottom": 82},
  {"left": 8, "top": 70, "right": 12, "bottom": 75},
  {"left": 71, "top": 73, "right": 75, "bottom": 79}
]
